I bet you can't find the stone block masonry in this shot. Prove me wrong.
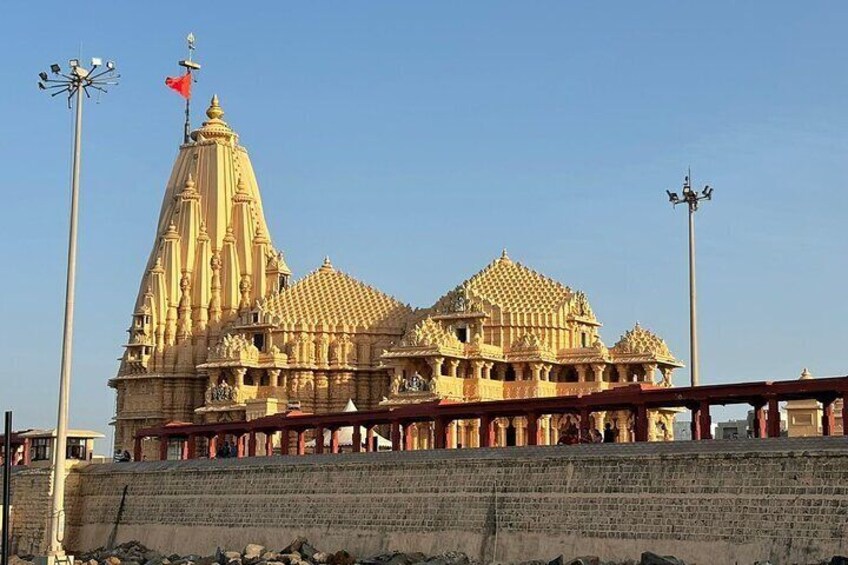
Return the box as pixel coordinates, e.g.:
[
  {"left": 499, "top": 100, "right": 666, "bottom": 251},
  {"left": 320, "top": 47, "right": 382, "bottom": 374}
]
[{"left": 8, "top": 437, "right": 848, "bottom": 564}]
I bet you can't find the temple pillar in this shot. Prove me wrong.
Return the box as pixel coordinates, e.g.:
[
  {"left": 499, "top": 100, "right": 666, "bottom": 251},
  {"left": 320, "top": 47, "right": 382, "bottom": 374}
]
[
  {"left": 268, "top": 369, "right": 281, "bottom": 388},
  {"left": 575, "top": 365, "right": 587, "bottom": 383},
  {"left": 133, "top": 437, "right": 142, "bottom": 461},
  {"left": 615, "top": 364, "right": 630, "bottom": 383},
  {"left": 698, "top": 401, "right": 713, "bottom": 440},
  {"left": 207, "top": 434, "right": 217, "bottom": 458},
  {"left": 330, "top": 428, "right": 340, "bottom": 454},
  {"left": 248, "top": 431, "right": 257, "bottom": 457},
  {"left": 404, "top": 423, "right": 415, "bottom": 451},
  {"left": 472, "top": 360, "right": 484, "bottom": 380},
  {"left": 634, "top": 405, "right": 648, "bottom": 442},
  {"left": 186, "top": 434, "right": 197, "bottom": 459},
  {"left": 366, "top": 427, "right": 375, "bottom": 452},
  {"left": 447, "top": 359, "right": 460, "bottom": 378},
  {"left": 233, "top": 367, "right": 247, "bottom": 388},
  {"left": 428, "top": 356, "right": 445, "bottom": 379},
  {"left": 434, "top": 418, "right": 448, "bottom": 449},
  {"left": 495, "top": 364, "right": 507, "bottom": 381},
  {"left": 208, "top": 368, "right": 221, "bottom": 389},
  {"left": 590, "top": 363, "right": 605, "bottom": 383},
  {"left": 391, "top": 421, "right": 401, "bottom": 451},
  {"left": 642, "top": 363, "right": 658, "bottom": 384},
  {"left": 579, "top": 407, "right": 591, "bottom": 439},
  {"left": 295, "top": 430, "right": 306, "bottom": 455},
  {"left": 265, "top": 431, "right": 276, "bottom": 456},
  {"left": 315, "top": 426, "right": 325, "bottom": 454},
  {"left": 530, "top": 363, "right": 542, "bottom": 381}
]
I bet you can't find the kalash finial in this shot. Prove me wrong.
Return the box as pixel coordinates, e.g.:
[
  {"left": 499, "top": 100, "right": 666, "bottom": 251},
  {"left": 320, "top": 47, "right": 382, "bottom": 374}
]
[
  {"left": 206, "top": 94, "right": 224, "bottom": 120},
  {"left": 319, "top": 256, "right": 334, "bottom": 272}
]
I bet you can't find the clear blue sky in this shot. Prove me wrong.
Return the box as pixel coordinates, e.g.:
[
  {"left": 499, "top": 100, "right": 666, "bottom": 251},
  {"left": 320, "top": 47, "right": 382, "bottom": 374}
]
[{"left": 1, "top": 2, "right": 846, "bottom": 446}]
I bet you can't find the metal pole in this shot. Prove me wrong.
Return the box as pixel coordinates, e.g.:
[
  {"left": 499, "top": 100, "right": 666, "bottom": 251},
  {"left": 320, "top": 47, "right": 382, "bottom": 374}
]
[
  {"left": 48, "top": 83, "right": 83, "bottom": 558},
  {"left": 2, "top": 411, "right": 11, "bottom": 565},
  {"left": 688, "top": 202, "right": 699, "bottom": 387}
]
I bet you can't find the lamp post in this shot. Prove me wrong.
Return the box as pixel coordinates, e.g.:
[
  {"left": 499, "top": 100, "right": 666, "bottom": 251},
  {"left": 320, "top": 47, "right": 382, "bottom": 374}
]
[
  {"left": 37, "top": 57, "right": 118, "bottom": 563},
  {"left": 666, "top": 173, "right": 713, "bottom": 387}
]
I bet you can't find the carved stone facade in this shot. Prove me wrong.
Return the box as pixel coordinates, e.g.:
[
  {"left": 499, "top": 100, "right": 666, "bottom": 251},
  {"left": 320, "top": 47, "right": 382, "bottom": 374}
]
[{"left": 112, "top": 98, "right": 682, "bottom": 456}]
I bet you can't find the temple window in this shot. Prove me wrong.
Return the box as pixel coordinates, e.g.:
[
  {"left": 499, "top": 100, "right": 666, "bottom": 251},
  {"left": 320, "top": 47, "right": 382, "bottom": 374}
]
[
  {"left": 562, "top": 366, "right": 579, "bottom": 383},
  {"left": 259, "top": 372, "right": 269, "bottom": 386},
  {"left": 581, "top": 333, "right": 588, "bottom": 347},
  {"left": 244, "top": 372, "right": 255, "bottom": 386},
  {"left": 252, "top": 312, "right": 260, "bottom": 324},
  {"left": 455, "top": 326, "right": 468, "bottom": 343},
  {"left": 253, "top": 333, "right": 265, "bottom": 351},
  {"left": 505, "top": 366, "right": 516, "bottom": 382}
]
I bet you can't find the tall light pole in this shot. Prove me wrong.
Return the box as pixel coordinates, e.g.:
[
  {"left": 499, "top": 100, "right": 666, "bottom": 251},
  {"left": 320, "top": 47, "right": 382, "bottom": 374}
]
[
  {"left": 37, "top": 57, "right": 118, "bottom": 563},
  {"left": 666, "top": 172, "right": 713, "bottom": 387}
]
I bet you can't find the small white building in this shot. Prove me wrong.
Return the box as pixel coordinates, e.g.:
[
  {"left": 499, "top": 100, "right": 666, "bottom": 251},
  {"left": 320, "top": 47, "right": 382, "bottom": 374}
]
[{"left": 17, "top": 428, "right": 105, "bottom": 466}]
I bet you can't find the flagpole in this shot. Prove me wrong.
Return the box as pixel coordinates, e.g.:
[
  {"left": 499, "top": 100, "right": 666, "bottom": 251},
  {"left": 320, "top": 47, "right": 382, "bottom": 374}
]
[{"left": 178, "top": 33, "right": 200, "bottom": 144}]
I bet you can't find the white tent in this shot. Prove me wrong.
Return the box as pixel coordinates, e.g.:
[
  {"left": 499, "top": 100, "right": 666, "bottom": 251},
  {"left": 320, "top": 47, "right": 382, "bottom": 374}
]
[{"left": 305, "top": 399, "right": 393, "bottom": 451}]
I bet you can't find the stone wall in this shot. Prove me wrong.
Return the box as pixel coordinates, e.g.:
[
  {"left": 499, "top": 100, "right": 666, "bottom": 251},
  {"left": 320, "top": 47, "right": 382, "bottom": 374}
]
[{"left": 9, "top": 437, "right": 848, "bottom": 564}]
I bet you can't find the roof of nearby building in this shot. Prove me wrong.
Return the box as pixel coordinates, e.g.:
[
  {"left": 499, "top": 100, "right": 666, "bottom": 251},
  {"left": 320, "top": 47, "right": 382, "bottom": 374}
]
[
  {"left": 263, "top": 257, "right": 413, "bottom": 330},
  {"left": 18, "top": 429, "right": 105, "bottom": 440}
]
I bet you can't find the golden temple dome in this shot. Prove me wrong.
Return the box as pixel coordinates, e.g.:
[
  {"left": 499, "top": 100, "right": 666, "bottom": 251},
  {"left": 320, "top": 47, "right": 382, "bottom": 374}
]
[
  {"left": 611, "top": 323, "right": 678, "bottom": 363},
  {"left": 263, "top": 259, "right": 412, "bottom": 330},
  {"left": 436, "top": 252, "right": 582, "bottom": 314}
]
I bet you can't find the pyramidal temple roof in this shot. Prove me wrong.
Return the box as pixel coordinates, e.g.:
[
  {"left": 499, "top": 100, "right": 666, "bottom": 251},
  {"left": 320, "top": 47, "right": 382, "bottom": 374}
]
[
  {"left": 436, "top": 250, "right": 579, "bottom": 314},
  {"left": 263, "top": 257, "right": 413, "bottom": 330}
]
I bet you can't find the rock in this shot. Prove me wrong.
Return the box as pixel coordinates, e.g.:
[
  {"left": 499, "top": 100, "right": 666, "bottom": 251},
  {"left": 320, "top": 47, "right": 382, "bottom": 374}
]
[
  {"left": 261, "top": 553, "right": 278, "bottom": 561},
  {"left": 640, "top": 553, "right": 685, "bottom": 565},
  {"left": 282, "top": 538, "right": 307, "bottom": 556},
  {"left": 298, "top": 543, "right": 317, "bottom": 561},
  {"left": 327, "top": 551, "right": 354, "bottom": 565},
  {"left": 224, "top": 553, "right": 242, "bottom": 562},
  {"left": 832, "top": 558, "right": 848, "bottom": 565},
  {"left": 106, "top": 557, "right": 122, "bottom": 565},
  {"left": 243, "top": 546, "right": 265, "bottom": 561},
  {"left": 195, "top": 557, "right": 217, "bottom": 565},
  {"left": 565, "top": 558, "right": 600, "bottom": 565}
]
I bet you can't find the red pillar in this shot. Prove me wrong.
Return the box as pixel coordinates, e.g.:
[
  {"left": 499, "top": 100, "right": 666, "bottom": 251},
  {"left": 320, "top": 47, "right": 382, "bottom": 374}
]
[
  {"left": 390, "top": 421, "right": 401, "bottom": 451},
  {"left": 753, "top": 404, "right": 767, "bottom": 439},
  {"left": 296, "top": 430, "right": 306, "bottom": 455},
  {"left": 159, "top": 436, "right": 169, "bottom": 461},
  {"left": 843, "top": 392, "right": 848, "bottom": 437},
  {"left": 526, "top": 413, "right": 539, "bottom": 446},
  {"left": 315, "top": 426, "right": 325, "bottom": 454},
  {"left": 208, "top": 434, "right": 217, "bottom": 458},
  {"left": 403, "top": 423, "right": 415, "bottom": 451},
  {"left": 767, "top": 396, "right": 781, "bottom": 438},
  {"left": 365, "top": 427, "right": 375, "bottom": 452},
  {"left": 265, "top": 431, "right": 275, "bottom": 456},
  {"left": 634, "top": 405, "right": 649, "bottom": 442},
  {"left": 133, "top": 437, "right": 142, "bottom": 461},
  {"left": 579, "top": 408, "right": 591, "bottom": 439},
  {"left": 248, "top": 431, "right": 257, "bottom": 457},
  {"left": 330, "top": 428, "right": 340, "bottom": 454},
  {"left": 690, "top": 405, "right": 701, "bottom": 440},
  {"left": 278, "top": 429, "right": 289, "bottom": 455},
  {"left": 180, "top": 437, "right": 190, "bottom": 460},
  {"left": 479, "top": 415, "right": 494, "bottom": 448},
  {"left": 186, "top": 434, "right": 196, "bottom": 459},
  {"left": 822, "top": 399, "right": 836, "bottom": 437},
  {"left": 698, "top": 401, "right": 712, "bottom": 440},
  {"left": 353, "top": 425, "right": 362, "bottom": 453},
  {"left": 434, "top": 419, "right": 447, "bottom": 449}
]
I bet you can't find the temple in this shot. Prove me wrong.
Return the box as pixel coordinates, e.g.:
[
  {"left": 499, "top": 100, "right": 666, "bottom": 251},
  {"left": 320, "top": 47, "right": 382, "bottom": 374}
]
[{"left": 111, "top": 97, "right": 683, "bottom": 456}]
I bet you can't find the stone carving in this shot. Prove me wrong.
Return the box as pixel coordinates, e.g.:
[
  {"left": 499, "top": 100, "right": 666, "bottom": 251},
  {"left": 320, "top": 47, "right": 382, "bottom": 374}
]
[
  {"left": 396, "top": 371, "right": 436, "bottom": 393},
  {"left": 399, "top": 318, "right": 463, "bottom": 349},
  {"left": 572, "top": 291, "right": 594, "bottom": 318},
  {"left": 205, "top": 381, "right": 240, "bottom": 403},
  {"left": 511, "top": 332, "right": 543, "bottom": 351},
  {"left": 208, "top": 333, "right": 260, "bottom": 363}
]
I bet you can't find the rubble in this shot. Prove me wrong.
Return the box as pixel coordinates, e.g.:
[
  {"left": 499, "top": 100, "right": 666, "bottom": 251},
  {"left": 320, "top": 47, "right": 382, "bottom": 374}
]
[{"left": 8, "top": 539, "right": 847, "bottom": 565}]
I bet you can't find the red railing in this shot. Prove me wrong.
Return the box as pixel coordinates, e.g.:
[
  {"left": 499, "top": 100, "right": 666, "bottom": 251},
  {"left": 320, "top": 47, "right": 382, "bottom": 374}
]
[{"left": 134, "top": 375, "right": 848, "bottom": 461}]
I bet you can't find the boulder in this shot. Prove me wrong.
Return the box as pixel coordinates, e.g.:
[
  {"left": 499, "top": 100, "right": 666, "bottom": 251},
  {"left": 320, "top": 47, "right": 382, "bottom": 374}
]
[
  {"left": 298, "top": 543, "right": 317, "bottom": 561},
  {"left": 327, "top": 551, "right": 355, "bottom": 565},
  {"left": 832, "top": 558, "right": 848, "bottom": 565},
  {"left": 243, "top": 546, "right": 265, "bottom": 561},
  {"left": 281, "top": 538, "right": 307, "bottom": 556},
  {"left": 261, "top": 553, "right": 278, "bottom": 561},
  {"left": 565, "top": 558, "right": 600, "bottom": 565},
  {"left": 106, "top": 556, "right": 122, "bottom": 565},
  {"left": 224, "top": 553, "right": 242, "bottom": 562},
  {"left": 640, "top": 553, "right": 685, "bottom": 565}
]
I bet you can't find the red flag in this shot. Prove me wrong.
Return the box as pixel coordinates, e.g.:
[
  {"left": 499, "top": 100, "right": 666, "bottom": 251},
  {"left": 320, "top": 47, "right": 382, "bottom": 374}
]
[{"left": 165, "top": 72, "right": 192, "bottom": 99}]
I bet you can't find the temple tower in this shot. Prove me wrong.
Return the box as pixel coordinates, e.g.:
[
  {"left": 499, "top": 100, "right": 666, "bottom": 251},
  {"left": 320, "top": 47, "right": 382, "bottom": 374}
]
[{"left": 110, "top": 96, "right": 287, "bottom": 453}]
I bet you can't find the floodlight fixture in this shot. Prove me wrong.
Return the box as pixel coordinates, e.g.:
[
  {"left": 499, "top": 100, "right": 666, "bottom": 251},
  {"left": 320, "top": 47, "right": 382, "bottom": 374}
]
[
  {"left": 50, "top": 63, "right": 61, "bottom": 74},
  {"left": 69, "top": 58, "right": 79, "bottom": 68},
  {"left": 91, "top": 57, "right": 102, "bottom": 67},
  {"left": 106, "top": 60, "right": 115, "bottom": 70}
]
